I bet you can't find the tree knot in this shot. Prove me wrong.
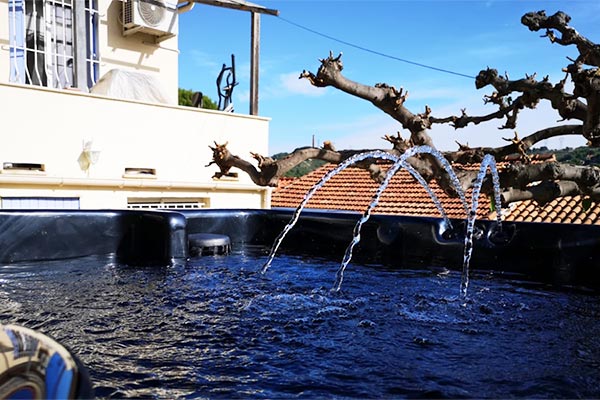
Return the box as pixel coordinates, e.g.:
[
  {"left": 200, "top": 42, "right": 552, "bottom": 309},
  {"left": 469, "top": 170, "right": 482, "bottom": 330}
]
[
  {"left": 383, "top": 132, "right": 411, "bottom": 152},
  {"left": 250, "top": 152, "right": 274, "bottom": 169},
  {"left": 503, "top": 132, "right": 532, "bottom": 163},
  {"left": 207, "top": 141, "right": 235, "bottom": 179}
]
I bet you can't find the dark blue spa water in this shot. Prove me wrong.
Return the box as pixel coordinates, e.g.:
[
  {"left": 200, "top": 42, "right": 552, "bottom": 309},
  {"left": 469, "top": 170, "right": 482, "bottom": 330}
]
[{"left": 1, "top": 248, "right": 600, "bottom": 399}]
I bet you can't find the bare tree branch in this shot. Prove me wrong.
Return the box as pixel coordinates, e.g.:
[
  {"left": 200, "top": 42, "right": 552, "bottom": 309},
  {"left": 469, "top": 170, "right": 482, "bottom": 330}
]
[
  {"left": 300, "top": 52, "right": 430, "bottom": 144},
  {"left": 520, "top": 10, "right": 600, "bottom": 142},
  {"left": 521, "top": 10, "right": 600, "bottom": 66},
  {"left": 501, "top": 181, "right": 581, "bottom": 204},
  {"left": 208, "top": 10, "right": 600, "bottom": 208},
  {"left": 443, "top": 125, "right": 583, "bottom": 164},
  {"left": 429, "top": 95, "right": 526, "bottom": 130}
]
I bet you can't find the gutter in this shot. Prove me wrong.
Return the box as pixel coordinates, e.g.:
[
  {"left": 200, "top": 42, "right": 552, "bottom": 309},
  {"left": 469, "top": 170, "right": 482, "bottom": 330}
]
[{"left": 0, "top": 175, "right": 268, "bottom": 193}]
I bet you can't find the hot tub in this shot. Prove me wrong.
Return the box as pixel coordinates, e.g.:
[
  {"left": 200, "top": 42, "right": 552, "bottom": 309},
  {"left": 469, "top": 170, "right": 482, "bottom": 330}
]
[{"left": 0, "top": 209, "right": 599, "bottom": 398}]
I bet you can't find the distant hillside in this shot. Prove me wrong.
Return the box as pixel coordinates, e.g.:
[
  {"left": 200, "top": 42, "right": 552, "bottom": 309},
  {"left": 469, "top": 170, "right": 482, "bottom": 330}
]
[
  {"left": 531, "top": 146, "right": 600, "bottom": 166},
  {"left": 272, "top": 152, "right": 326, "bottom": 178}
]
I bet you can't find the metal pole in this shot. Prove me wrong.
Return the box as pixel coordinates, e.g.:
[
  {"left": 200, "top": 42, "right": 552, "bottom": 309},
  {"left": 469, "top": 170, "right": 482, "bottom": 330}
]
[{"left": 250, "top": 11, "right": 260, "bottom": 115}]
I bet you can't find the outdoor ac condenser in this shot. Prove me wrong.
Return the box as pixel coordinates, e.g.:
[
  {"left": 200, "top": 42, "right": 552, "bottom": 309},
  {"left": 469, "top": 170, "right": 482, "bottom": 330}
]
[{"left": 122, "top": 0, "right": 178, "bottom": 40}]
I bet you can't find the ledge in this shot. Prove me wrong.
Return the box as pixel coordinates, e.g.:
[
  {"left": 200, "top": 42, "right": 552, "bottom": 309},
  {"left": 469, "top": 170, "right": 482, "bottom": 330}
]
[
  {"left": 0, "top": 174, "right": 269, "bottom": 193},
  {"left": 0, "top": 81, "right": 271, "bottom": 122}
]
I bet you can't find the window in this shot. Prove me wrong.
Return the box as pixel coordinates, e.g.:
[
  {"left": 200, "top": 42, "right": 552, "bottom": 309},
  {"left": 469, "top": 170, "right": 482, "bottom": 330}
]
[
  {"left": 1, "top": 197, "right": 80, "bottom": 209},
  {"left": 8, "top": 0, "right": 100, "bottom": 90}
]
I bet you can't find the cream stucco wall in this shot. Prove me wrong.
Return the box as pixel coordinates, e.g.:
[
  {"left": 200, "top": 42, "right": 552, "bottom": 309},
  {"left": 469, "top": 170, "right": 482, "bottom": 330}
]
[
  {"left": 0, "top": 1, "right": 273, "bottom": 210},
  {"left": 0, "top": 0, "right": 180, "bottom": 99},
  {"left": 98, "top": 0, "right": 180, "bottom": 101},
  {"left": 0, "top": 82, "right": 271, "bottom": 209}
]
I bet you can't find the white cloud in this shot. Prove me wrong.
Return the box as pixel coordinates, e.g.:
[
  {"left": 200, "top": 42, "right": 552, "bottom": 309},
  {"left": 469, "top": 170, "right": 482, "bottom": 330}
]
[
  {"left": 267, "top": 69, "right": 586, "bottom": 155},
  {"left": 406, "top": 85, "right": 474, "bottom": 103},
  {"left": 295, "top": 92, "right": 587, "bottom": 155},
  {"left": 278, "top": 72, "right": 328, "bottom": 97},
  {"left": 235, "top": 89, "right": 249, "bottom": 104},
  {"left": 252, "top": 71, "right": 329, "bottom": 103},
  {"left": 235, "top": 60, "right": 251, "bottom": 81},
  {"left": 311, "top": 113, "right": 402, "bottom": 150},
  {"left": 188, "top": 49, "right": 220, "bottom": 71},
  {"left": 427, "top": 95, "right": 586, "bottom": 152}
]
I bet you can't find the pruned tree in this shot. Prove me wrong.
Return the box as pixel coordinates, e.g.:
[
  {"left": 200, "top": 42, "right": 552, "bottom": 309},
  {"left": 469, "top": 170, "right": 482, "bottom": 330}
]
[{"left": 207, "top": 10, "right": 600, "bottom": 207}]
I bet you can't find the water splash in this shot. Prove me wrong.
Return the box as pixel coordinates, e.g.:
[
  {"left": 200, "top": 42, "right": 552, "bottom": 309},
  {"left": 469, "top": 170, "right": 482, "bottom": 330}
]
[
  {"left": 460, "top": 154, "right": 502, "bottom": 299},
  {"left": 402, "top": 162, "right": 454, "bottom": 231},
  {"left": 261, "top": 150, "right": 399, "bottom": 274},
  {"left": 332, "top": 146, "right": 464, "bottom": 292},
  {"left": 262, "top": 146, "right": 467, "bottom": 275},
  {"left": 418, "top": 147, "right": 469, "bottom": 215},
  {"left": 262, "top": 145, "right": 502, "bottom": 299}
]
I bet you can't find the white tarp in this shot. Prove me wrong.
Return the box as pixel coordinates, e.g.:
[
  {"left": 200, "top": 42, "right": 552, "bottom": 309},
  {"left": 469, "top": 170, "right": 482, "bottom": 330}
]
[{"left": 90, "top": 69, "right": 174, "bottom": 105}]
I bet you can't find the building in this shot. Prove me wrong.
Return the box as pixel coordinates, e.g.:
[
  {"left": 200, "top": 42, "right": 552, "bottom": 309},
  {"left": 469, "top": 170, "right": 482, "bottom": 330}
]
[
  {"left": 272, "top": 155, "right": 600, "bottom": 225},
  {"left": 0, "top": 0, "right": 275, "bottom": 210}
]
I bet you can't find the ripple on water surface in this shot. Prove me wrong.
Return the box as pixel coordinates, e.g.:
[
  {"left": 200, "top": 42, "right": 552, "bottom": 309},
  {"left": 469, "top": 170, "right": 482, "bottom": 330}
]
[{"left": 1, "top": 251, "right": 599, "bottom": 399}]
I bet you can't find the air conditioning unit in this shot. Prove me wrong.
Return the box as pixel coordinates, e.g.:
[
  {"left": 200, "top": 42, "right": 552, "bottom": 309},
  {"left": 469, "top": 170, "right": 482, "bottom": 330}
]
[{"left": 122, "top": 0, "right": 178, "bottom": 40}]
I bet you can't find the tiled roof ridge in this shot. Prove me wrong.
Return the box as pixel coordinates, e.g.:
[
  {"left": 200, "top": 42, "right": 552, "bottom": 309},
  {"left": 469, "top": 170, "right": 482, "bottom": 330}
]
[
  {"left": 271, "top": 153, "right": 600, "bottom": 225},
  {"left": 271, "top": 162, "right": 488, "bottom": 220}
]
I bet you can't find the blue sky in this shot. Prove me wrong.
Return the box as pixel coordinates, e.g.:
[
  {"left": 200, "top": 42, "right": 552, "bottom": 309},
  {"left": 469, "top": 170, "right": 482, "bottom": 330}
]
[{"left": 178, "top": 1, "right": 600, "bottom": 155}]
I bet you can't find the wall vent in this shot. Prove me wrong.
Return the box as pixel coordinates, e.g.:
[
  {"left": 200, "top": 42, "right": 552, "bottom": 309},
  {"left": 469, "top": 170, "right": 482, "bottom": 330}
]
[
  {"left": 123, "top": 167, "right": 156, "bottom": 178},
  {"left": 1, "top": 162, "right": 45, "bottom": 174},
  {"left": 127, "top": 197, "right": 209, "bottom": 210}
]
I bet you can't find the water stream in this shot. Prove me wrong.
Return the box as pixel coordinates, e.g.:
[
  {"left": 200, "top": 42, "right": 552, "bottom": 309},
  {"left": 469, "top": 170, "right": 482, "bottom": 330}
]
[
  {"left": 332, "top": 147, "right": 465, "bottom": 292},
  {"left": 460, "top": 154, "right": 502, "bottom": 298},
  {"left": 264, "top": 146, "right": 503, "bottom": 298},
  {"left": 261, "top": 150, "right": 404, "bottom": 275}
]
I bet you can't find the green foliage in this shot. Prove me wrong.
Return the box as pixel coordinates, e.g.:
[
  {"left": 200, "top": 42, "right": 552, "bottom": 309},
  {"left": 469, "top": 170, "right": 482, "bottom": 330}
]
[
  {"left": 178, "top": 88, "right": 193, "bottom": 106},
  {"left": 272, "top": 152, "right": 327, "bottom": 178},
  {"left": 531, "top": 146, "right": 600, "bottom": 210},
  {"left": 178, "top": 88, "right": 218, "bottom": 110},
  {"left": 273, "top": 145, "right": 600, "bottom": 180},
  {"left": 530, "top": 146, "right": 600, "bottom": 166}
]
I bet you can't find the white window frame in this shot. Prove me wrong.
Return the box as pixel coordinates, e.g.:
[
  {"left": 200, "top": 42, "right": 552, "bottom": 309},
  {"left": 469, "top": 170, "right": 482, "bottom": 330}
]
[{"left": 8, "top": 0, "right": 100, "bottom": 90}]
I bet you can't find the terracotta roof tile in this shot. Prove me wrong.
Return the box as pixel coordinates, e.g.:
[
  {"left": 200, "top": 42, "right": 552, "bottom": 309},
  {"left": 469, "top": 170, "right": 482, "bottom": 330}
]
[
  {"left": 273, "top": 164, "right": 490, "bottom": 220},
  {"left": 271, "top": 159, "right": 600, "bottom": 225}
]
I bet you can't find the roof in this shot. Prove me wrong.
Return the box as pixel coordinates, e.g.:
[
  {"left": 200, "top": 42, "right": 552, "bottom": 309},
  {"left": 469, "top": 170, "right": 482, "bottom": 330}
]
[
  {"left": 272, "top": 164, "right": 489, "bottom": 220},
  {"left": 504, "top": 196, "right": 600, "bottom": 225},
  {"left": 271, "top": 155, "right": 600, "bottom": 225}
]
